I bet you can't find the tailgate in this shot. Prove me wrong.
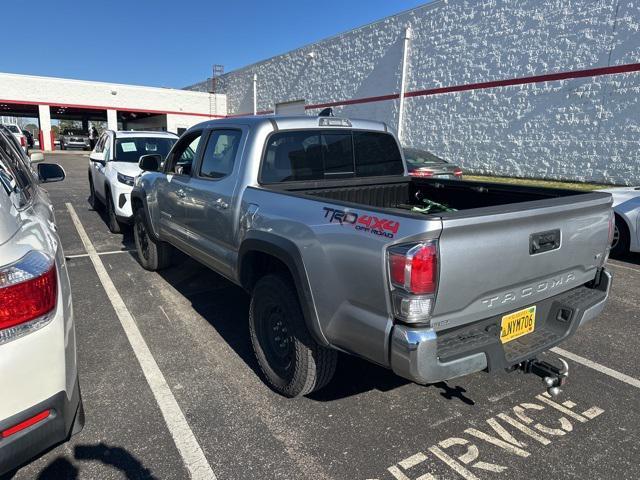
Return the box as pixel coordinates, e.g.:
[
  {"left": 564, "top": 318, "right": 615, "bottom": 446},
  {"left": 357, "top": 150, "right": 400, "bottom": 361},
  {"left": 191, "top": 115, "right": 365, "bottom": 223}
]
[{"left": 430, "top": 192, "right": 612, "bottom": 330}]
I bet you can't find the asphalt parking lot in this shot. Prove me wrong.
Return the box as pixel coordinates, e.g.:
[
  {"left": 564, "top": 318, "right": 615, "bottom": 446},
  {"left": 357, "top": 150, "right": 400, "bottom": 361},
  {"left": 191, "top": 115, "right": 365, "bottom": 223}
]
[{"left": 8, "top": 152, "right": 640, "bottom": 480}]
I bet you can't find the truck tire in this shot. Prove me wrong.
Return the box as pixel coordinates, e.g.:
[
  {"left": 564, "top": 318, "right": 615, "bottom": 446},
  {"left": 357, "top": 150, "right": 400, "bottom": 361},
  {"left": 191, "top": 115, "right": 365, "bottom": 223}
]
[
  {"left": 133, "top": 208, "right": 172, "bottom": 271},
  {"left": 249, "top": 273, "right": 337, "bottom": 397}
]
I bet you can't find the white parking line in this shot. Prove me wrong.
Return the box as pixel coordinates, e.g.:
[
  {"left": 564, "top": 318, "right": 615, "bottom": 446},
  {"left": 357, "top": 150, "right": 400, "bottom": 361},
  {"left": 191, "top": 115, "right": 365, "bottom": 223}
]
[
  {"left": 66, "top": 249, "right": 135, "bottom": 259},
  {"left": 551, "top": 346, "right": 640, "bottom": 389},
  {"left": 66, "top": 203, "right": 216, "bottom": 480}
]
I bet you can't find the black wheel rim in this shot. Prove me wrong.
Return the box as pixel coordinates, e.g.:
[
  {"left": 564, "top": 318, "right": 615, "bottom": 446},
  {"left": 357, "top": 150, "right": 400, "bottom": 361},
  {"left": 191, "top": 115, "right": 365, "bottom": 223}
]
[
  {"left": 257, "top": 303, "right": 294, "bottom": 379},
  {"left": 136, "top": 219, "right": 150, "bottom": 260}
]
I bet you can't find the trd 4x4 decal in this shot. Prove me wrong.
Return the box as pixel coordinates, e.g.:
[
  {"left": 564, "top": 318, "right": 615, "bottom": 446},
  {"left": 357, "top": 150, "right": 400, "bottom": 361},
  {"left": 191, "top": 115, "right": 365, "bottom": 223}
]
[{"left": 323, "top": 207, "right": 399, "bottom": 239}]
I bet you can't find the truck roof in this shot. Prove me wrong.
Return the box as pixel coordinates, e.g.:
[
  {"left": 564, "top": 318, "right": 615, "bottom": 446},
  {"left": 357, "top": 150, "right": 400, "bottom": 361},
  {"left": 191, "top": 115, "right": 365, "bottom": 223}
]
[{"left": 191, "top": 115, "right": 390, "bottom": 133}]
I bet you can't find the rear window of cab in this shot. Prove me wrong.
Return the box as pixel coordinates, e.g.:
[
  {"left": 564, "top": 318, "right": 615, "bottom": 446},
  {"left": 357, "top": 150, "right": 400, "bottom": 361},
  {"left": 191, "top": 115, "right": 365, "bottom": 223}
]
[{"left": 260, "top": 130, "right": 404, "bottom": 183}]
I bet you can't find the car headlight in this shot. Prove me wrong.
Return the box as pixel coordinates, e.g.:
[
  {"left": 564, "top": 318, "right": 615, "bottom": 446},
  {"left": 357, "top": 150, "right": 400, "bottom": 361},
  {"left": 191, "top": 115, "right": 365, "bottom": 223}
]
[{"left": 117, "top": 172, "right": 135, "bottom": 186}]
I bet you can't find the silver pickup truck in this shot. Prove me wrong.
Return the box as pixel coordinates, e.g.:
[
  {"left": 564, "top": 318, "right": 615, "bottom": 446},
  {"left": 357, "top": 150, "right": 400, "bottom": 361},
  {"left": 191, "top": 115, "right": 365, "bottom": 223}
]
[{"left": 131, "top": 115, "right": 613, "bottom": 398}]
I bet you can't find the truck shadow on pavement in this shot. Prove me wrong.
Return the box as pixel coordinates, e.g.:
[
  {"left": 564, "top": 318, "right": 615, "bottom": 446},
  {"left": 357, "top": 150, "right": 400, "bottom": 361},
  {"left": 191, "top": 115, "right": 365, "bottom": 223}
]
[{"left": 156, "top": 254, "right": 476, "bottom": 404}]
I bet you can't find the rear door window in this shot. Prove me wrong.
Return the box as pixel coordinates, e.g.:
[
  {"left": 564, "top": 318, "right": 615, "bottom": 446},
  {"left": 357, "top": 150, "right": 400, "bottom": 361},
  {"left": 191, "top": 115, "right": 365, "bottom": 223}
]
[
  {"left": 199, "top": 129, "right": 242, "bottom": 179},
  {"left": 260, "top": 130, "right": 402, "bottom": 183}
]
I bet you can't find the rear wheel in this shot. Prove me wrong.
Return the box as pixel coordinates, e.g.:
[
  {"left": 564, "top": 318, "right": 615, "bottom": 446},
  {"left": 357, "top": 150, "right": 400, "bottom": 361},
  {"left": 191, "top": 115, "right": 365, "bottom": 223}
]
[
  {"left": 249, "top": 273, "right": 337, "bottom": 397},
  {"left": 133, "top": 208, "right": 172, "bottom": 271},
  {"left": 106, "top": 191, "right": 122, "bottom": 234},
  {"left": 611, "top": 216, "right": 630, "bottom": 257}
]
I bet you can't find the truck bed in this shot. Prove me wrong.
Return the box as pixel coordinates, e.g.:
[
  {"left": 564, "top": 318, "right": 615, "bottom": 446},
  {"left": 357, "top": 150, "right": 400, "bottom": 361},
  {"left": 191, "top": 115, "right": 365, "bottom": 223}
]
[
  {"left": 276, "top": 176, "right": 595, "bottom": 217},
  {"left": 264, "top": 175, "right": 612, "bottom": 336}
]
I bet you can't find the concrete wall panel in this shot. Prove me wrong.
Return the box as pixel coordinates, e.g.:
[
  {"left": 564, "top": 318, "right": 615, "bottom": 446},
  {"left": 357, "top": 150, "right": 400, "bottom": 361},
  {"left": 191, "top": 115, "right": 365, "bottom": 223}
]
[{"left": 189, "top": 0, "right": 640, "bottom": 184}]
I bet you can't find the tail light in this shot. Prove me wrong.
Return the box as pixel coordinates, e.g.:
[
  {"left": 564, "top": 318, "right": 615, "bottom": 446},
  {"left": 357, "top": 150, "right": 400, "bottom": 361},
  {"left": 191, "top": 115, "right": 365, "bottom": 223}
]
[
  {"left": 410, "top": 169, "right": 434, "bottom": 178},
  {"left": 20, "top": 136, "right": 26, "bottom": 147},
  {"left": 453, "top": 167, "right": 463, "bottom": 177},
  {"left": 388, "top": 242, "right": 438, "bottom": 323},
  {"left": 0, "top": 251, "right": 57, "bottom": 345}
]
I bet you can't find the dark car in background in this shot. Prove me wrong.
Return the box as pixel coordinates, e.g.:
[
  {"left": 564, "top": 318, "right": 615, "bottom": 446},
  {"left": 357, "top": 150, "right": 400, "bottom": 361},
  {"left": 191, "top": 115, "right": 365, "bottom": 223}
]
[
  {"left": 59, "top": 129, "right": 90, "bottom": 150},
  {"left": 403, "top": 147, "right": 463, "bottom": 179}
]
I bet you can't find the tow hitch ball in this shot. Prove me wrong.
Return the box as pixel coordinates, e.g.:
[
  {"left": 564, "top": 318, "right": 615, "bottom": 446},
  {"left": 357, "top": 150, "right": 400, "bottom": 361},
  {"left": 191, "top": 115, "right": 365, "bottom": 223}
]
[{"left": 518, "top": 358, "right": 569, "bottom": 397}]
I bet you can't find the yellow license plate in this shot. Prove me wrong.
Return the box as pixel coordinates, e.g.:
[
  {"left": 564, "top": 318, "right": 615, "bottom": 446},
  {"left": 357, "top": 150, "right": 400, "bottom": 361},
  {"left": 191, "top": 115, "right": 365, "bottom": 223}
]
[{"left": 500, "top": 306, "right": 536, "bottom": 344}]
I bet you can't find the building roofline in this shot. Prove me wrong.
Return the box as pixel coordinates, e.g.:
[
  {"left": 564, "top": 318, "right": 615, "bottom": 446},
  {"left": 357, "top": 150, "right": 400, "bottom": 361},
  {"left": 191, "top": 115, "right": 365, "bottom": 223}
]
[{"left": 0, "top": 71, "right": 214, "bottom": 98}]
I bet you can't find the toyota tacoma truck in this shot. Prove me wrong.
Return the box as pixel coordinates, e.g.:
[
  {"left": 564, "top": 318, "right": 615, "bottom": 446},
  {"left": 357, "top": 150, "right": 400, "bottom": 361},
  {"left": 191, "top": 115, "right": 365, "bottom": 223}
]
[{"left": 131, "top": 115, "right": 613, "bottom": 398}]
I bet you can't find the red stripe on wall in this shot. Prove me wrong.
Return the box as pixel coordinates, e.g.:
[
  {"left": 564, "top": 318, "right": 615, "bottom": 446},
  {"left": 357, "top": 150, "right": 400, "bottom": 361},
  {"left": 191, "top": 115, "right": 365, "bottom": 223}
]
[
  {"left": 17, "top": 62, "right": 632, "bottom": 120},
  {"left": 404, "top": 62, "right": 640, "bottom": 99},
  {"left": 303, "top": 62, "right": 640, "bottom": 111}
]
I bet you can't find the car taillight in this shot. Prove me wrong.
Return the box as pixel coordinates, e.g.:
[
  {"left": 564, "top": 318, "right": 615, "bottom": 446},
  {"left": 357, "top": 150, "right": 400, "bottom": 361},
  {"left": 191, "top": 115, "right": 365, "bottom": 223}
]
[
  {"left": 410, "top": 169, "right": 434, "bottom": 178},
  {"left": 20, "top": 136, "right": 26, "bottom": 147},
  {"left": 0, "top": 251, "right": 57, "bottom": 345},
  {"left": 388, "top": 242, "right": 438, "bottom": 323},
  {"left": 453, "top": 167, "right": 463, "bottom": 177}
]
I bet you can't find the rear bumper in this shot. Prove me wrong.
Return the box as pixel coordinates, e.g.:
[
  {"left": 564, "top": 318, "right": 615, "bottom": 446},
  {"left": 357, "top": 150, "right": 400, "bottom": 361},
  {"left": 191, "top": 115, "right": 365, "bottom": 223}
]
[
  {"left": 390, "top": 269, "right": 611, "bottom": 384},
  {"left": 0, "top": 377, "right": 84, "bottom": 476}
]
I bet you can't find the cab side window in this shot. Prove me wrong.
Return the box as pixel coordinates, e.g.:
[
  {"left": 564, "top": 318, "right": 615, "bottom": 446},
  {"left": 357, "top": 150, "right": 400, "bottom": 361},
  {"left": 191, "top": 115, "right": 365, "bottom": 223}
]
[{"left": 166, "top": 131, "right": 202, "bottom": 175}]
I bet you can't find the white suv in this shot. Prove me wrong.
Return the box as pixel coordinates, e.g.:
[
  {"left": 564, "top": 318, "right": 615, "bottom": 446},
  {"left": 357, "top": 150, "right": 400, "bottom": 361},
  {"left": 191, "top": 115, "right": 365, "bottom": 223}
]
[
  {"left": 88, "top": 130, "right": 178, "bottom": 233},
  {"left": 0, "top": 128, "right": 83, "bottom": 476}
]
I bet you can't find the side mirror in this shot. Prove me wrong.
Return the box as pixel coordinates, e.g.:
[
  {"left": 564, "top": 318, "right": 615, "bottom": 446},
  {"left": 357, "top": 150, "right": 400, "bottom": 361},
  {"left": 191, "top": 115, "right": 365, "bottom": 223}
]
[
  {"left": 30, "top": 152, "right": 45, "bottom": 164},
  {"left": 89, "top": 151, "right": 106, "bottom": 165},
  {"left": 37, "top": 163, "right": 65, "bottom": 183},
  {"left": 139, "top": 154, "right": 161, "bottom": 172}
]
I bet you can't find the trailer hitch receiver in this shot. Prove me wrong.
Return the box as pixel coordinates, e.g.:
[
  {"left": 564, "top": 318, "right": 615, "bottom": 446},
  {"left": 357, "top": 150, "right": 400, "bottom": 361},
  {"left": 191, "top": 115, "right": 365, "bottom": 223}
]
[{"left": 518, "top": 358, "right": 569, "bottom": 397}]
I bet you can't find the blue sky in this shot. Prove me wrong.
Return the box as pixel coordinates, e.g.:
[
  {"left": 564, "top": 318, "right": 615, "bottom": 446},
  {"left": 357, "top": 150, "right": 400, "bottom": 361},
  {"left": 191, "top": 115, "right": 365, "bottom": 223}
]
[{"left": 2, "top": 0, "right": 427, "bottom": 88}]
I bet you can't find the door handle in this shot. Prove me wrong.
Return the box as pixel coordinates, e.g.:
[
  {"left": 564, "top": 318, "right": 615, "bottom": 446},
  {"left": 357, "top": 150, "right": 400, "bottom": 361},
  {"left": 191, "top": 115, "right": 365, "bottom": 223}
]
[
  {"left": 215, "top": 198, "right": 229, "bottom": 209},
  {"left": 176, "top": 189, "right": 186, "bottom": 198}
]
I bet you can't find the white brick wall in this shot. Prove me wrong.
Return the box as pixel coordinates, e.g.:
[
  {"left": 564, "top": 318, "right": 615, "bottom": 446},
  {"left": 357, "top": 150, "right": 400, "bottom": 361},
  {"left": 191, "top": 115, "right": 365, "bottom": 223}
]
[{"left": 190, "top": 0, "right": 640, "bottom": 185}]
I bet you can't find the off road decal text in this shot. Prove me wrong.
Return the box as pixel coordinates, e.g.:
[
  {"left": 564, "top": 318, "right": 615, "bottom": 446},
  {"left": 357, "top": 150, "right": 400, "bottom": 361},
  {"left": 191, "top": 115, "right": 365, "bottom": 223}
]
[{"left": 323, "top": 207, "right": 400, "bottom": 238}]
